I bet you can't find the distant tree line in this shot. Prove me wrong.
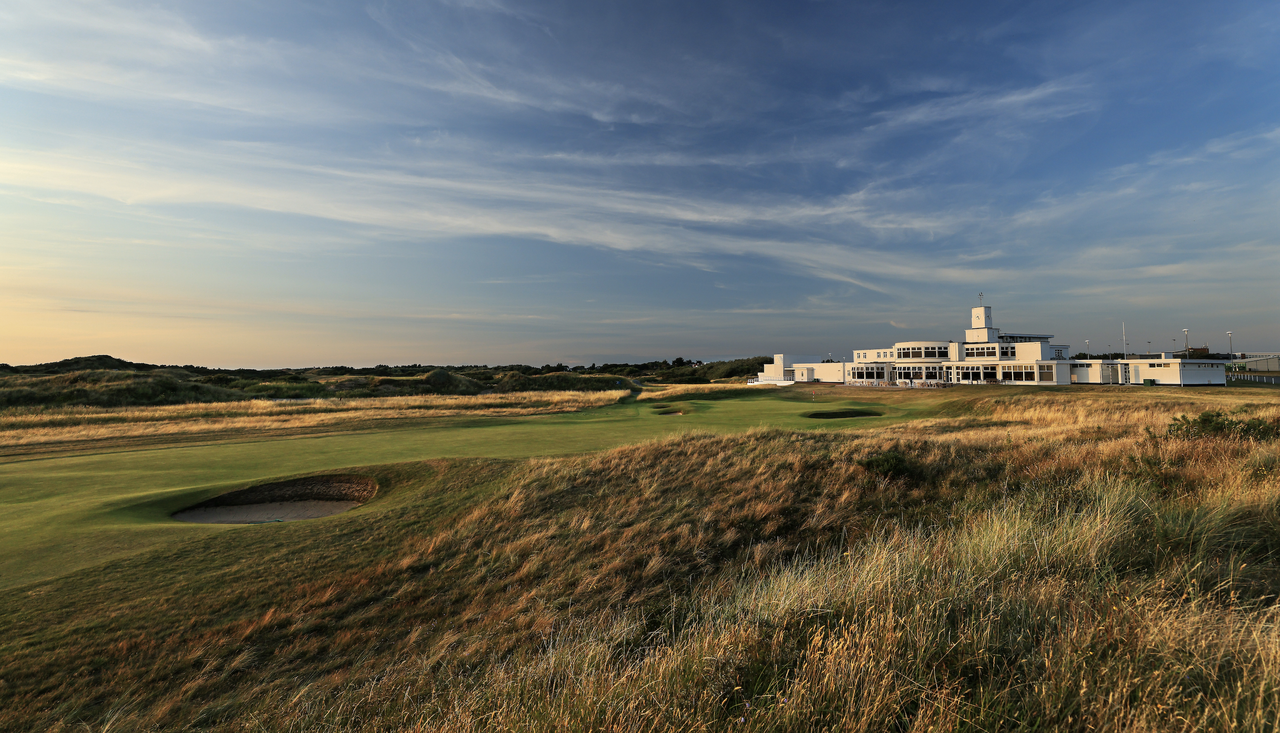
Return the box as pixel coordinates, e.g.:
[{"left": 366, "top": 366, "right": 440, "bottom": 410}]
[
  {"left": 0, "top": 355, "right": 770, "bottom": 382},
  {"left": 0, "top": 354, "right": 774, "bottom": 407}
]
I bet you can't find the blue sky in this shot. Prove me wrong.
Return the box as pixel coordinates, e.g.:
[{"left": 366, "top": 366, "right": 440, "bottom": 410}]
[{"left": 3, "top": 0, "right": 1277, "bottom": 367}]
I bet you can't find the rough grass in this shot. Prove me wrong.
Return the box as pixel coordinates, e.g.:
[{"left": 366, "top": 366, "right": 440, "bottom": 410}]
[
  {"left": 0, "top": 369, "right": 245, "bottom": 407},
  {"left": 3, "top": 387, "right": 1280, "bottom": 731},
  {"left": 0, "top": 366, "right": 616, "bottom": 409},
  {"left": 638, "top": 383, "right": 769, "bottom": 401},
  {"left": 0, "top": 390, "right": 631, "bottom": 452},
  {"left": 492, "top": 371, "right": 635, "bottom": 392}
]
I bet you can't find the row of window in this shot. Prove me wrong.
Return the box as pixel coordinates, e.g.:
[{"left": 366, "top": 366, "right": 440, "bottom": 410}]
[
  {"left": 896, "top": 366, "right": 942, "bottom": 380},
  {"left": 948, "top": 365, "right": 1056, "bottom": 382},
  {"left": 857, "top": 345, "right": 1067, "bottom": 362},
  {"left": 847, "top": 364, "right": 1059, "bottom": 383},
  {"left": 1070, "top": 363, "right": 1217, "bottom": 369},
  {"left": 895, "top": 346, "right": 950, "bottom": 359},
  {"left": 1001, "top": 365, "right": 1056, "bottom": 381}
]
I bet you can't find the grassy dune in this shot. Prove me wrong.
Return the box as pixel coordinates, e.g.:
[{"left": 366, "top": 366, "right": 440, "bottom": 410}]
[
  {"left": 2, "top": 386, "right": 1279, "bottom": 731},
  {"left": 0, "top": 390, "right": 632, "bottom": 454},
  {"left": 0, "top": 358, "right": 639, "bottom": 409}
]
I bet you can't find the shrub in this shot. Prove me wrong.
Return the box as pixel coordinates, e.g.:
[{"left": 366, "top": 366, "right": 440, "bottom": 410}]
[
  {"left": 493, "top": 372, "right": 633, "bottom": 393},
  {"left": 858, "top": 448, "right": 924, "bottom": 481},
  {"left": 1167, "top": 410, "right": 1280, "bottom": 441},
  {"left": 242, "top": 382, "right": 329, "bottom": 399},
  {"left": 656, "top": 375, "right": 711, "bottom": 385},
  {"left": 420, "top": 370, "right": 484, "bottom": 396},
  {"left": 698, "top": 356, "right": 772, "bottom": 380}
]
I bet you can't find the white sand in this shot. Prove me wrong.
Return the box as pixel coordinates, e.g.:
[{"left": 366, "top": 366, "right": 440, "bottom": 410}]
[{"left": 172, "top": 500, "right": 359, "bottom": 524}]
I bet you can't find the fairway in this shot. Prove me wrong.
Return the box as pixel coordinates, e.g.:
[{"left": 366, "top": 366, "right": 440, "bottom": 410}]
[{"left": 0, "top": 385, "right": 944, "bottom": 590}]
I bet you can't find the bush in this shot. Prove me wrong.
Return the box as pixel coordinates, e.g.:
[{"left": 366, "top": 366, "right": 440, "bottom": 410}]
[
  {"left": 423, "top": 369, "right": 454, "bottom": 390},
  {"left": 656, "top": 375, "right": 711, "bottom": 385},
  {"left": 419, "top": 370, "right": 484, "bottom": 396},
  {"left": 698, "top": 356, "right": 772, "bottom": 380},
  {"left": 859, "top": 449, "right": 924, "bottom": 482},
  {"left": 242, "top": 382, "right": 329, "bottom": 399},
  {"left": 0, "top": 371, "right": 243, "bottom": 407},
  {"left": 1167, "top": 411, "right": 1280, "bottom": 441},
  {"left": 493, "top": 372, "right": 633, "bottom": 393}
]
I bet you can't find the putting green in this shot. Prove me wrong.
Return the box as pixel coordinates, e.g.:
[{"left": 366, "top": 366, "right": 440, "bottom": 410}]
[{"left": 0, "top": 388, "right": 938, "bottom": 590}]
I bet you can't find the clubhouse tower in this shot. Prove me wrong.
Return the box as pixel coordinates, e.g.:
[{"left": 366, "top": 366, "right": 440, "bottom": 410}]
[{"left": 756, "top": 305, "right": 1226, "bottom": 388}]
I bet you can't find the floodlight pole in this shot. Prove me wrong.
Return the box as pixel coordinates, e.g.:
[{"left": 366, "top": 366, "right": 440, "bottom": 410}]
[
  {"left": 1182, "top": 329, "right": 1189, "bottom": 355},
  {"left": 1227, "top": 331, "right": 1233, "bottom": 359}
]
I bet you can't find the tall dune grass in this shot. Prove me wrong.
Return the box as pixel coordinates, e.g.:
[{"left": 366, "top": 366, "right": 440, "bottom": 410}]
[
  {"left": 0, "top": 391, "right": 630, "bottom": 449},
  {"left": 258, "top": 435, "right": 1280, "bottom": 733},
  {"left": 638, "top": 384, "right": 767, "bottom": 401},
  {"left": 7, "top": 389, "right": 1280, "bottom": 731}
]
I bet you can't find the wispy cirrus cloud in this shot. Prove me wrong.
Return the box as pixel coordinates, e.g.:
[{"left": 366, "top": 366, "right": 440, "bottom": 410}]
[{"left": 1, "top": 0, "right": 1277, "bottom": 365}]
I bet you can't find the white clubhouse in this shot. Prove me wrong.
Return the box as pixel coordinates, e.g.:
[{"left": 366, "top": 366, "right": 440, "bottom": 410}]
[{"left": 756, "top": 305, "right": 1226, "bottom": 388}]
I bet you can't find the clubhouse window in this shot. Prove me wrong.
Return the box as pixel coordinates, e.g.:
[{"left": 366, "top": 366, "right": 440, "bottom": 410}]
[{"left": 1000, "top": 364, "right": 1037, "bottom": 381}]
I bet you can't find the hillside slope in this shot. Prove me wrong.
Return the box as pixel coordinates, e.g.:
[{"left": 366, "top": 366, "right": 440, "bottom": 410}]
[{"left": 3, "top": 408, "right": 1280, "bottom": 731}]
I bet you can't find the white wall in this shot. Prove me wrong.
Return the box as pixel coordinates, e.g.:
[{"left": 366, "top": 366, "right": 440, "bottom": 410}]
[
  {"left": 1179, "top": 362, "right": 1226, "bottom": 386},
  {"left": 761, "top": 354, "right": 788, "bottom": 380},
  {"left": 1069, "top": 360, "right": 1224, "bottom": 386},
  {"left": 1015, "top": 342, "right": 1051, "bottom": 360},
  {"left": 1040, "top": 363, "right": 1068, "bottom": 384},
  {"left": 789, "top": 361, "right": 847, "bottom": 382}
]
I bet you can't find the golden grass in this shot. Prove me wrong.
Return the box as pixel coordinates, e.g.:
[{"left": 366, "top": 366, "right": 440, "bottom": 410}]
[
  {"left": 980, "top": 390, "right": 1280, "bottom": 426},
  {"left": 638, "top": 383, "right": 769, "bottom": 401},
  {"left": 259, "top": 396, "right": 1280, "bottom": 732},
  {"left": 276, "top": 423, "right": 1280, "bottom": 732},
  {"left": 0, "top": 391, "right": 630, "bottom": 449},
  {"left": 896, "top": 389, "right": 1280, "bottom": 445},
  {"left": 7, "top": 388, "right": 1280, "bottom": 731}
]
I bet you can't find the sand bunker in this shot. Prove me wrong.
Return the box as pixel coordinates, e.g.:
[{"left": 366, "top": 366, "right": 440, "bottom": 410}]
[
  {"left": 805, "top": 409, "right": 882, "bottom": 419},
  {"left": 173, "top": 474, "right": 377, "bottom": 525},
  {"left": 173, "top": 501, "right": 360, "bottom": 524}
]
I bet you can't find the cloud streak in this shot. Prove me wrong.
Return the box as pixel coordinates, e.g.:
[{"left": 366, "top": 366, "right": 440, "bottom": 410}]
[{"left": 1, "top": 0, "right": 1277, "bottom": 365}]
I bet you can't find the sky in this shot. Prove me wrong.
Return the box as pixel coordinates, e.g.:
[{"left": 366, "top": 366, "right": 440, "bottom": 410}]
[{"left": 2, "top": 0, "right": 1278, "bottom": 368}]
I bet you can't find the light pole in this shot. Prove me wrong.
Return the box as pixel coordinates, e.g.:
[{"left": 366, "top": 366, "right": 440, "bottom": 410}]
[
  {"left": 1085, "top": 340, "right": 1089, "bottom": 358},
  {"left": 1227, "top": 331, "right": 1233, "bottom": 359},
  {"left": 1182, "top": 329, "right": 1189, "bottom": 356}
]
